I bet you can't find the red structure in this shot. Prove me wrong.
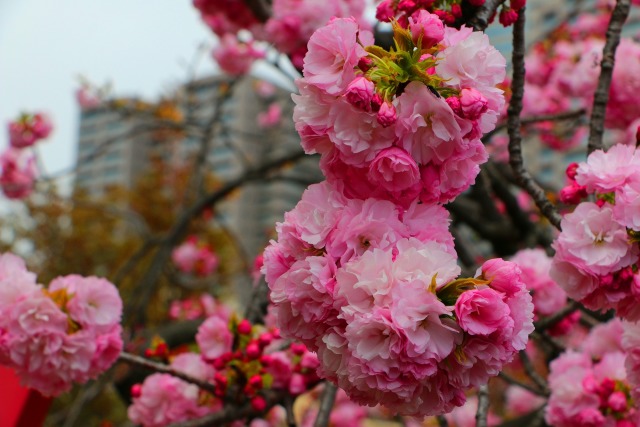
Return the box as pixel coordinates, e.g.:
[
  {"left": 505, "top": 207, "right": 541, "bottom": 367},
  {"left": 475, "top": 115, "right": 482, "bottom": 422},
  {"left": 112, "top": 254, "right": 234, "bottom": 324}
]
[{"left": 0, "top": 366, "right": 51, "bottom": 427}]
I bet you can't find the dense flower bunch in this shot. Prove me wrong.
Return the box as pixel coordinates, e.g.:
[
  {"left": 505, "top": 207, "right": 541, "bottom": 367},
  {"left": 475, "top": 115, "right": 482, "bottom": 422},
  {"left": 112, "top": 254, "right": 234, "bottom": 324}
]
[
  {"left": 518, "top": 5, "right": 640, "bottom": 150},
  {"left": 0, "top": 253, "right": 123, "bottom": 396},
  {"left": 129, "top": 307, "right": 322, "bottom": 426},
  {"left": 294, "top": 17, "right": 505, "bottom": 206},
  {"left": 1, "top": 112, "right": 51, "bottom": 199},
  {"left": 128, "top": 352, "right": 217, "bottom": 427},
  {"left": 511, "top": 248, "right": 579, "bottom": 336},
  {"left": 551, "top": 144, "right": 640, "bottom": 320},
  {"left": 264, "top": 16, "right": 533, "bottom": 417},
  {"left": 546, "top": 319, "right": 639, "bottom": 426},
  {"left": 171, "top": 236, "right": 219, "bottom": 277},
  {"left": 193, "top": 0, "right": 369, "bottom": 69}
]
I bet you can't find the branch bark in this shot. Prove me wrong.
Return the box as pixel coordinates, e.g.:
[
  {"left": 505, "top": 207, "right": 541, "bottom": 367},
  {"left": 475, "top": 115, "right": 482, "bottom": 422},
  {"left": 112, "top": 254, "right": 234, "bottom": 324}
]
[
  {"left": 468, "top": 0, "right": 507, "bottom": 31},
  {"left": 586, "top": 0, "right": 630, "bottom": 154},
  {"left": 314, "top": 383, "right": 338, "bottom": 427},
  {"left": 507, "top": 8, "right": 562, "bottom": 230}
]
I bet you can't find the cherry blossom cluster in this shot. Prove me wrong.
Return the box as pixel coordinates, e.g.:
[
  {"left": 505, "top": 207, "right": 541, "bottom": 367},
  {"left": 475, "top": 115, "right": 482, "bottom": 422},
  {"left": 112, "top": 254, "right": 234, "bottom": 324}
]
[
  {"left": 515, "top": 5, "right": 640, "bottom": 151},
  {"left": 1, "top": 112, "right": 51, "bottom": 199},
  {"left": 171, "top": 235, "right": 219, "bottom": 277},
  {"left": 194, "top": 0, "right": 369, "bottom": 70},
  {"left": 294, "top": 17, "right": 505, "bottom": 206},
  {"left": 263, "top": 14, "right": 533, "bottom": 417},
  {"left": 546, "top": 319, "right": 639, "bottom": 426},
  {"left": 551, "top": 144, "right": 640, "bottom": 320},
  {"left": 263, "top": 187, "right": 534, "bottom": 417},
  {"left": 511, "top": 248, "right": 579, "bottom": 336},
  {"left": 0, "top": 253, "right": 123, "bottom": 396},
  {"left": 129, "top": 307, "right": 322, "bottom": 426}
]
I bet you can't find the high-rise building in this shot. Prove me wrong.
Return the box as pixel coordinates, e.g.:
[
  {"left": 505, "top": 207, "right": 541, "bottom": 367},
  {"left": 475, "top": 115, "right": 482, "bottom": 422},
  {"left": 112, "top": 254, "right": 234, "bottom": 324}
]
[{"left": 74, "top": 74, "right": 322, "bottom": 260}]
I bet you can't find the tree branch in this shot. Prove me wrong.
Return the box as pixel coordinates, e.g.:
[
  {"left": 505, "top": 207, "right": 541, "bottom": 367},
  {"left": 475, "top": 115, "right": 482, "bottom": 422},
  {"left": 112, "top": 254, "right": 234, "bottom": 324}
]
[
  {"left": 587, "top": 0, "right": 630, "bottom": 154},
  {"left": 507, "top": 8, "right": 562, "bottom": 230},
  {"left": 468, "top": 0, "right": 507, "bottom": 31},
  {"left": 118, "top": 351, "right": 216, "bottom": 395},
  {"left": 124, "top": 149, "right": 307, "bottom": 326},
  {"left": 475, "top": 385, "right": 490, "bottom": 427},
  {"left": 314, "top": 383, "right": 338, "bottom": 427}
]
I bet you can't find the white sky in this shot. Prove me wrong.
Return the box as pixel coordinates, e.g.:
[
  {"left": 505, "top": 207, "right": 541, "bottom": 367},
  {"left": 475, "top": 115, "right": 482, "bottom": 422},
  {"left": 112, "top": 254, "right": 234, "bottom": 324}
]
[{"left": 0, "top": 0, "right": 217, "bottom": 177}]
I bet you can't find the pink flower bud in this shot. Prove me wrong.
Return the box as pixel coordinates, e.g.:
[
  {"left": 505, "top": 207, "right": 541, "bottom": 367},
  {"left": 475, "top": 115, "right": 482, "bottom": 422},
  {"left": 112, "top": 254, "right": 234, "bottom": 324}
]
[
  {"left": 251, "top": 396, "right": 267, "bottom": 412},
  {"left": 358, "top": 57, "right": 373, "bottom": 73},
  {"left": 248, "top": 374, "right": 263, "bottom": 390},
  {"left": 375, "top": 0, "right": 395, "bottom": 22},
  {"left": 345, "top": 76, "right": 375, "bottom": 112},
  {"left": 566, "top": 162, "right": 579, "bottom": 180},
  {"left": 607, "top": 391, "right": 628, "bottom": 412},
  {"left": 131, "top": 384, "right": 142, "bottom": 398},
  {"left": 408, "top": 10, "right": 444, "bottom": 48},
  {"left": 510, "top": 0, "right": 526, "bottom": 10},
  {"left": 377, "top": 102, "right": 397, "bottom": 127},
  {"left": 499, "top": 7, "right": 519, "bottom": 26},
  {"left": 371, "top": 93, "right": 383, "bottom": 112},
  {"left": 468, "top": 0, "right": 485, "bottom": 6},
  {"left": 246, "top": 341, "right": 262, "bottom": 359},
  {"left": 451, "top": 3, "right": 462, "bottom": 18},
  {"left": 559, "top": 183, "right": 587, "bottom": 205},
  {"left": 460, "top": 88, "right": 489, "bottom": 120},
  {"left": 290, "top": 343, "right": 307, "bottom": 356},
  {"left": 238, "top": 319, "right": 252, "bottom": 335},
  {"left": 398, "top": 0, "right": 416, "bottom": 13}
]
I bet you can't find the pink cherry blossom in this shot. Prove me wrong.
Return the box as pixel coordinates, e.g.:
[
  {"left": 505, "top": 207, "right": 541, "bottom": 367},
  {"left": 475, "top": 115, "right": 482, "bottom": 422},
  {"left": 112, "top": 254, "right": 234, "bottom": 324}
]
[
  {"left": 0, "top": 148, "right": 38, "bottom": 199},
  {"left": 196, "top": 315, "right": 233, "bottom": 360},
  {"left": 303, "top": 18, "right": 373, "bottom": 96},
  {"left": 257, "top": 102, "right": 282, "bottom": 128},
  {"left": 212, "top": 34, "right": 264, "bottom": 76}
]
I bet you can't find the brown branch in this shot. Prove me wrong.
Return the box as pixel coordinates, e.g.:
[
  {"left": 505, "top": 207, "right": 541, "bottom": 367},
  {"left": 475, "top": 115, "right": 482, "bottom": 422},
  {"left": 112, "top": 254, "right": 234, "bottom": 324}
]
[
  {"left": 475, "top": 385, "right": 490, "bottom": 427},
  {"left": 587, "top": 0, "right": 631, "bottom": 154},
  {"left": 118, "top": 351, "right": 216, "bottom": 395},
  {"left": 498, "top": 372, "right": 548, "bottom": 397},
  {"left": 124, "top": 148, "right": 306, "bottom": 325},
  {"left": 314, "top": 383, "right": 338, "bottom": 427},
  {"left": 507, "top": 8, "right": 562, "bottom": 230},
  {"left": 533, "top": 300, "right": 580, "bottom": 331},
  {"left": 482, "top": 109, "right": 587, "bottom": 143},
  {"left": 468, "top": 0, "right": 507, "bottom": 31},
  {"left": 518, "top": 350, "right": 549, "bottom": 395}
]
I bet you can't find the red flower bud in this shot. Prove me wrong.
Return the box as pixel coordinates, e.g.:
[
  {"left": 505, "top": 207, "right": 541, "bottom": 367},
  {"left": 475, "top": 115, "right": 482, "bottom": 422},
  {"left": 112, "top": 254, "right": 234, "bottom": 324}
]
[{"left": 237, "top": 319, "right": 252, "bottom": 335}]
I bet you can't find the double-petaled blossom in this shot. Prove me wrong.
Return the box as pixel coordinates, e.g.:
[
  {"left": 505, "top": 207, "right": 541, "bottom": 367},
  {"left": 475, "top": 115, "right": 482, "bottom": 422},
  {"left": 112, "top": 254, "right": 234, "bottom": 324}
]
[{"left": 0, "top": 254, "right": 123, "bottom": 396}]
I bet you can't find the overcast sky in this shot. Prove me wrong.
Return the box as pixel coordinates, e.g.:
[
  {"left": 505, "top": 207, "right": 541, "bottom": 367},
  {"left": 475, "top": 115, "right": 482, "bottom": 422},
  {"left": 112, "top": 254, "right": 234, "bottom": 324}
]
[{"left": 0, "top": 0, "right": 217, "bottom": 178}]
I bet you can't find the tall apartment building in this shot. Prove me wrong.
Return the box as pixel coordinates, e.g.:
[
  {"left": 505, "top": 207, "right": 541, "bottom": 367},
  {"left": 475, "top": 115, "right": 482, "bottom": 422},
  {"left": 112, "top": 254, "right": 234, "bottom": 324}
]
[{"left": 74, "top": 74, "right": 321, "bottom": 260}]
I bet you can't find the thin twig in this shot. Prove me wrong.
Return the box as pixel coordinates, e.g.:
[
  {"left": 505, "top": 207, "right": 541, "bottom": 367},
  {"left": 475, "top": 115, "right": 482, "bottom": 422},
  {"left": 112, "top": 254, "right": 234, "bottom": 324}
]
[
  {"left": 285, "top": 395, "right": 297, "bottom": 427},
  {"left": 125, "top": 149, "right": 306, "bottom": 325},
  {"left": 482, "top": 109, "right": 586, "bottom": 143},
  {"left": 518, "top": 350, "right": 549, "bottom": 395},
  {"left": 498, "top": 372, "right": 548, "bottom": 397},
  {"left": 314, "top": 383, "right": 338, "bottom": 427},
  {"left": 507, "top": 7, "right": 562, "bottom": 230},
  {"left": 587, "top": 0, "right": 631, "bottom": 154},
  {"left": 534, "top": 300, "right": 580, "bottom": 331},
  {"left": 118, "top": 352, "right": 216, "bottom": 395},
  {"left": 475, "top": 385, "right": 490, "bottom": 427}
]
